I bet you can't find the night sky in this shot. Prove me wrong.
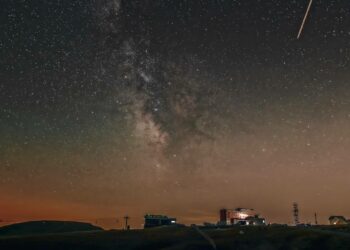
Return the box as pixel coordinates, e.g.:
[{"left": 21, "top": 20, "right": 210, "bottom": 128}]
[{"left": 1, "top": 0, "right": 350, "bottom": 228}]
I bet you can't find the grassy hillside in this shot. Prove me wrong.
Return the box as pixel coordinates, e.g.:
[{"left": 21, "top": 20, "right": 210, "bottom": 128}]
[
  {"left": 206, "top": 226, "right": 350, "bottom": 250},
  {"left": 0, "top": 225, "right": 349, "bottom": 250},
  {"left": 0, "top": 221, "right": 103, "bottom": 237}
]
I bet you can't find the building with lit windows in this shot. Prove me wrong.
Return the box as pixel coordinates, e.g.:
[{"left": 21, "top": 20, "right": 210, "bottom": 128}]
[
  {"left": 219, "top": 208, "right": 265, "bottom": 226},
  {"left": 144, "top": 214, "right": 177, "bottom": 228}
]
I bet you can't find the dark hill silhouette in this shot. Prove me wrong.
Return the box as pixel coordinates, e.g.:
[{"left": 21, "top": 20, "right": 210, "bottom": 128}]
[{"left": 0, "top": 221, "right": 103, "bottom": 237}]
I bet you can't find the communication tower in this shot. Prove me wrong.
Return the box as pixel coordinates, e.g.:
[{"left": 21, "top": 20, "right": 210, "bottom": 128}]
[{"left": 293, "top": 202, "right": 299, "bottom": 225}]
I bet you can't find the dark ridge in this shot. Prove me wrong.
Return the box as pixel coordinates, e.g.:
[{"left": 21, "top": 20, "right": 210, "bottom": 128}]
[{"left": 0, "top": 220, "right": 103, "bottom": 237}]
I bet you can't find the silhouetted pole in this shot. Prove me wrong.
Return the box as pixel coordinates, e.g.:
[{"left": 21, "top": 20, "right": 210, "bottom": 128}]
[
  {"left": 124, "top": 215, "right": 130, "bottom": 230},
  {"left": 314, "top": 213, "right": 318, "bottom": 225}
]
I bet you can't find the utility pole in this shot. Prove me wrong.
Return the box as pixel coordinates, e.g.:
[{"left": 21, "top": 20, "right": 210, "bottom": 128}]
[
  {"left": 314, "top": 213, "right": 318, "bottom": 225},
  {"left": 124, "top": 215, "right": 130, "bottom": 230}
]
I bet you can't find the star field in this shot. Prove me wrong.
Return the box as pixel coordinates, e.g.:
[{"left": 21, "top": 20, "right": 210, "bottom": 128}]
[{"left": 1, "top": 0, "right": 350, "bottom": 228}]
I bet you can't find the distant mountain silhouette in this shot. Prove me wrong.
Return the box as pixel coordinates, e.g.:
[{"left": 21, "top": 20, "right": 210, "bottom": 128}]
[{"left": 0, "top": 221, "right": 103, "bottom": 237}]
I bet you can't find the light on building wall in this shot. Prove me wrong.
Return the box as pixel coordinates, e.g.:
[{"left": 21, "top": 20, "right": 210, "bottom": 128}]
[{"left": 238, "top": 213, "right": 249, "bottom": 219}]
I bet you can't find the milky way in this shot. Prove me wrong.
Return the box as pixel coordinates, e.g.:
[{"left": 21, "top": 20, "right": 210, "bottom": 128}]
[{"left": 1, "top": 0, "right": 350, "bottom": 228}]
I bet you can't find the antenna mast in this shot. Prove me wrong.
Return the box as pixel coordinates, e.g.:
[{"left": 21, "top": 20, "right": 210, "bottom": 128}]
[{"left": 293, "top": 202, "right": 299, "bottom": 226}]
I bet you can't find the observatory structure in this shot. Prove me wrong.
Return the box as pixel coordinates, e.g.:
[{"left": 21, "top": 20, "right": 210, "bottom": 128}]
[{"left": 219, "top": 208, "right": 265, "bottom": 226}]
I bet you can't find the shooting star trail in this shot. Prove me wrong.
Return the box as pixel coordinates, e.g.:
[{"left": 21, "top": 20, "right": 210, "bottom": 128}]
[{"left": 297, "top": 0, "right": 313, "bottom": 39}]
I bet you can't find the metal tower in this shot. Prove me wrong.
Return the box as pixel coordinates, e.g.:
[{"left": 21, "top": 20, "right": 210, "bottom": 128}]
[{"left": 293, "top": 202, "right": 299, "bottom": 226}]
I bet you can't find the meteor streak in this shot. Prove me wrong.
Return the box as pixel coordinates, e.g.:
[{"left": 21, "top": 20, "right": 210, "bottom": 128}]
[{"left": 297, "top": 0, "right": 313, "bottom": 39}]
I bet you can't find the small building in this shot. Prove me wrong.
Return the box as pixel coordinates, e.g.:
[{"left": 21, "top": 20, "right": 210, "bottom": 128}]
[
  {"left": 219, "top": 208, "right": 265, "bottom": 226},
  {"left": 329, "top": 216, "right": 349, "bottom": 225},
  {"left": 238, "top": 216, "right": 266, "bottom": 226},
  {"left": 144, "top": 214, "right": 177, "bottom": 228}
]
